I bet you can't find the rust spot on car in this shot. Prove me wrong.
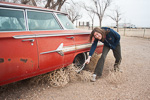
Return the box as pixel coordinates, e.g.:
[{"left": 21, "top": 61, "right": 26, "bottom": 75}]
[
  {"left": 8, "top": 59, "right": 11, "bottom": 61},
  {"left": 31, "top": 61, "right": 34, "bottom": 67},
  {"left": 0, "top": 58, "right": 4, "bottom": 63},
  {"left": 20, "top": 59, "right": 28, "bottom": 63}
]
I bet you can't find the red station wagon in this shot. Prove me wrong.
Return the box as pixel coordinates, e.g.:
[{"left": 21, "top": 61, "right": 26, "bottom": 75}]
[{"left": 0, "top": 2, "right": 103, "bottom": 86}]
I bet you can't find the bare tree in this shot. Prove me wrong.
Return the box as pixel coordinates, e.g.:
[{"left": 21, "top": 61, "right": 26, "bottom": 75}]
[
  {"left": 31, "top": 0, "right": 37, "bottom": 6},
  {"left": 45, "top": 0, "right": 67, "bottom": 11},
  {"left": 21, "top": 0, "right": 37, "bottom": 6},
  {"left": 82, "top": 2, "right": 95, "bottom": 30},
  {"left": 62, "top": 1, "right": 82, "bottom": 23},
  {"left": 83, "top": 0, "right": 111, "bottom": 28},
  {"left": 4, "top": 0, "right": 66, "bottom": 11},
  {"left": 88, "top": 12, "right": 95, "bottom": 30},
  {"left": 108, "top": 6, "right": 121, "bottom": 32},
  {"left": 21, "top": 0, "right": 30, "bottom": 4},
  {"left": 4, "top": 0, "right": 37, "bottom": 6}
]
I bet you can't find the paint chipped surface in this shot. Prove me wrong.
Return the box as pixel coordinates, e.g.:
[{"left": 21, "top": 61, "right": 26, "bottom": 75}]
[
  {"left": 0, "top": 58, "right": 4, "bottom": 63},
  {"left": 20, "top": 59, "right": 28, "bottom": 63},
  {"left": 8, "top": 59, "right": 11, "bottom": 61}
]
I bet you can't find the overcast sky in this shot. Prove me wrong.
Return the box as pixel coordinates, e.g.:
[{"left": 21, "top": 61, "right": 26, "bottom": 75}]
[{"left": 77, "top": 0, "right": 150, "bottom": 27}]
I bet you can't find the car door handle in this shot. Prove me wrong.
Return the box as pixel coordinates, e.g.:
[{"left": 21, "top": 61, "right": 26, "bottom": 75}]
[
  {"left": 22, "top": 39, "right": 35, "bottom": 42},
  {"left": 66, "top": 36, "right": 74, "bottom": 39}
]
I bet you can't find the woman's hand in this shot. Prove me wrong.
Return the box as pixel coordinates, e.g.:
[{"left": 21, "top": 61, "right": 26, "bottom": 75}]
[{"left": 85, "top": 56, "right": 91, "bottom": 64}]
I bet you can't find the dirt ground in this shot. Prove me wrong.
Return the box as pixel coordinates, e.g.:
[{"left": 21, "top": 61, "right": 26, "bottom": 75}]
[{"left": 0, "top": 36, "right": 150, "bottom": 100}]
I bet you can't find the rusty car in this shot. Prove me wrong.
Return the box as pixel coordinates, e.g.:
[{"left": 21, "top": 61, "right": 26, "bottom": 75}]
[{"left": 0, "top": 1, "right": 103, "bottom": 86}]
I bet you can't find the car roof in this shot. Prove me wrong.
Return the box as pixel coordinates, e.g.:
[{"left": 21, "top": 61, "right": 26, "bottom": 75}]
[{"left": 0, "top": 1, "right": 67, "bottom": 15}]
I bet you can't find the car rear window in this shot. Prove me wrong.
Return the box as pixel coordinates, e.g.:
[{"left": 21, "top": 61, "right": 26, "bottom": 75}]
[
  {"left": 27, "top": 11, "right": 62, "bottom": 31},
  {"left": 0, "top": 8, "right": 26, "bottom": 31},
  {"left": 57, "top": 14, "right": 75, "bottom": 29}
]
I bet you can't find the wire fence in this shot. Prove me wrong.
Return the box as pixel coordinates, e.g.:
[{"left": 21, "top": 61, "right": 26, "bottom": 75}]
[
  {"left": 113, "top": 28, "right": 150, "bottom": 38},
  {"left": 78, "top": 26, "right": 150, "bottom": 39}
]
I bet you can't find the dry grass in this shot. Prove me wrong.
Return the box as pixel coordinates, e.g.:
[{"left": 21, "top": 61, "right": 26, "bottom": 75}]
[
  {"left": 77, "top": 70, "right": 92, "bottom": 82},
  {"left": 30, "top": 64, "right": 93, "bottom": 87},
  {"left": 29, "top": 53, "right": 127, "bottom": 87},
  {"left": 48, "top": 68, "right": 69, "bottom": 87},
  {"left": 84, "top": 53, "right": 101, "bottom": 72},
  {"left": 106, "top": 68, "right": 127, "bottom": 84}
]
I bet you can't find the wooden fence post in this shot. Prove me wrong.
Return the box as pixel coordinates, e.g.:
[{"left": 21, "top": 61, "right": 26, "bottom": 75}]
[
  {"left": 143, "top": 28, "right": 145, "bottom": 38},
  {"left": 124, "top": 27, "right": 126, "bottom": 36}
]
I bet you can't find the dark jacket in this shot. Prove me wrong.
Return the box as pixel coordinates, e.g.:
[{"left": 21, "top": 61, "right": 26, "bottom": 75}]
[{"left": 89, "top": 27, "right": 120, "bottom": 56}]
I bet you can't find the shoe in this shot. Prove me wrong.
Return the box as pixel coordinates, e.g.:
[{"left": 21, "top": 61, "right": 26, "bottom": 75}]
[
  {"left": 114, "top": 66, "right": 123, "bottom": 73},
  {"left": 114, "top": 67, "right": 119, "bottom": 72},
  {"left": 114, "top": 65, "right": 120, "bottom": 72},
  {"left": 96, "top": 75, "right": 101, "bottom": 79},
  {"left": 90, "top": 74, "right": 96, "bottom": 82}
]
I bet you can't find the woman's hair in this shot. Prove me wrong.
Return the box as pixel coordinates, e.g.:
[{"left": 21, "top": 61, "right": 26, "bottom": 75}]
[{"left": 89, "top": 27, "right": 109, "bottom": 42}]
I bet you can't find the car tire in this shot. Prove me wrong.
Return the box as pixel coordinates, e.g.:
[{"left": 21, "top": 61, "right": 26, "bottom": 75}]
[{"left": 73, "top": 52, "right": 87, "bottom": 72}]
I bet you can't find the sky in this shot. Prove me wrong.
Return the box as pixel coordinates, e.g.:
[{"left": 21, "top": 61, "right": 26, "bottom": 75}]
[
  {"left": 77, "top": 0, "right": 150, "bottom": 27},
  {"left": 6, "top": 0, "right": 150, "bottom": 27}
]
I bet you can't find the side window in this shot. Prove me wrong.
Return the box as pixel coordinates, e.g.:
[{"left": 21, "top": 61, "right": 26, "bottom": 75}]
[
  {"left": 27, "top": 11, "right": 62, "bottom": 30},
  {"left": 57, "top": 14, "right": 75, "bottom": 29},
  {"left": 0, "top": 8, "right": 26, "bottom": 31}
]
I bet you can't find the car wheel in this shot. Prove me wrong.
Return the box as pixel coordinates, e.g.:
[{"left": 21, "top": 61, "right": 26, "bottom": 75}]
[{"left": 73, "top": 53, "right": 87, "bottom": 72}]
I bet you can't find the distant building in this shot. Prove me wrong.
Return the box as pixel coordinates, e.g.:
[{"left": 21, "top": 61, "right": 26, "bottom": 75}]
[
  {"left": 79, "top": 21, "right": 90, "bottom": 27},
  {"left": 111, "top": 23, "right": 136, "bottom": 28}
]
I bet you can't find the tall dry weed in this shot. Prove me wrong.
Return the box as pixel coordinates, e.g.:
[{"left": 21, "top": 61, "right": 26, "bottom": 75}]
[
  {"left": 84, "top": 53, "right": 101, "bottom": 72},
  {"left": 30, "top": 64, "right": 93, "bottom": 87},
  {"left": 106, "top": 68, "right": 127, "bottom": 84}
]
